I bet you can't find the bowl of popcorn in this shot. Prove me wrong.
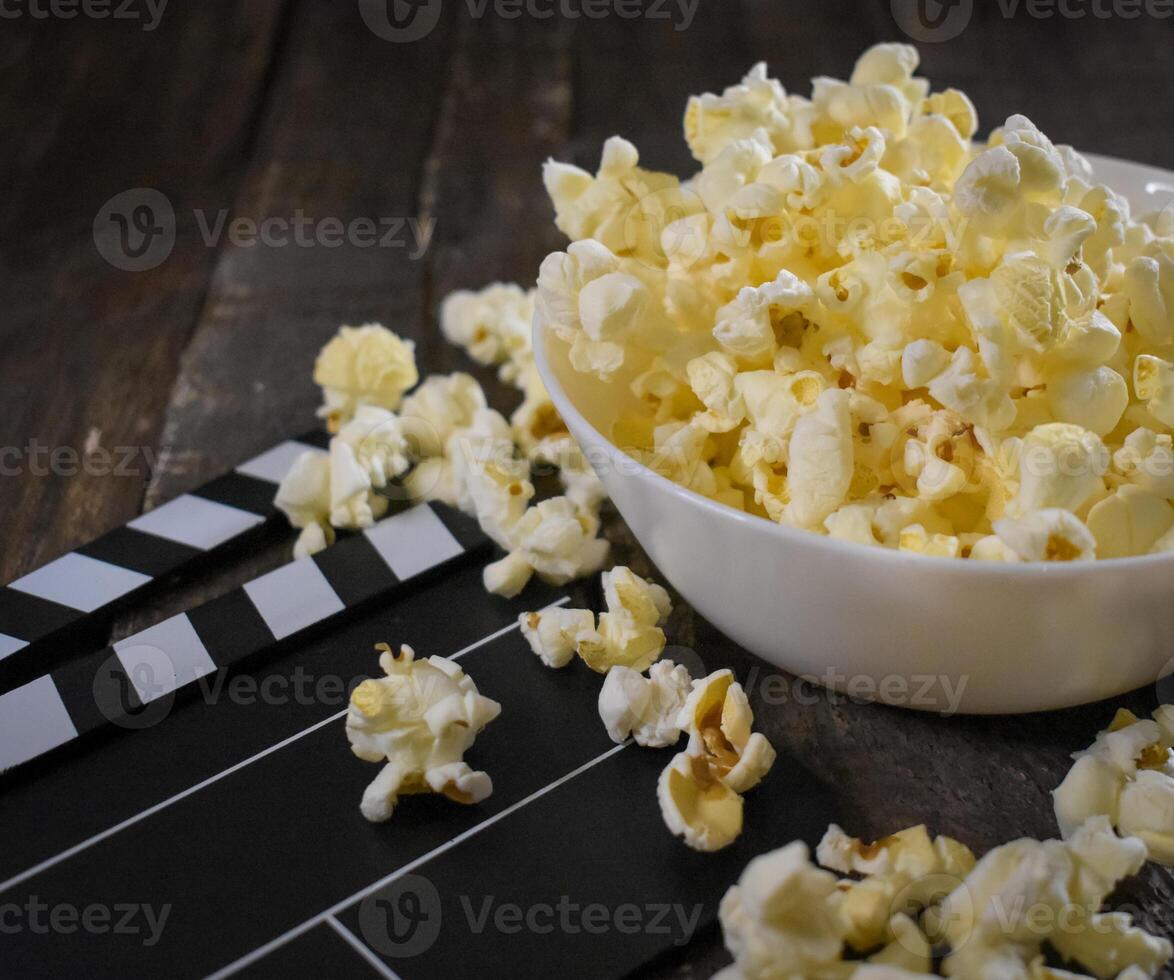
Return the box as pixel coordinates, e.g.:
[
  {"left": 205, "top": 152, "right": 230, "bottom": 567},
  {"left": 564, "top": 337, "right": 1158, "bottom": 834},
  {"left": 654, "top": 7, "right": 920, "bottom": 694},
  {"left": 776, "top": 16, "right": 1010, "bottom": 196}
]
[{"left": 532, "top": 44, "right": 1174, "bottom": 714}]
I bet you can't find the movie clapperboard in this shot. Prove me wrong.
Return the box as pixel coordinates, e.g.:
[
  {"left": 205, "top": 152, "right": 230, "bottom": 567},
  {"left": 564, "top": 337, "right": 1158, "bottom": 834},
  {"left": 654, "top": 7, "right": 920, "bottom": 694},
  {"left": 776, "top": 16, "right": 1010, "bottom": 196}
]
[{"left": 0, "top": 433, "right": 829, "bottom": 980}]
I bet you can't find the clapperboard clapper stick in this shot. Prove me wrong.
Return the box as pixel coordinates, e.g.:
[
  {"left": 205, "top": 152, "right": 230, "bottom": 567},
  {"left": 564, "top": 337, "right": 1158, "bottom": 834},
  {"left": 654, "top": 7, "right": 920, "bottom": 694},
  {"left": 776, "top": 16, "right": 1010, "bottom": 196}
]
[
  {"left": 0, "top": 433, "right": 333, "bottom": 693},
  {"left": 0, "top": 499, "right": 490, "bottom": 774}
]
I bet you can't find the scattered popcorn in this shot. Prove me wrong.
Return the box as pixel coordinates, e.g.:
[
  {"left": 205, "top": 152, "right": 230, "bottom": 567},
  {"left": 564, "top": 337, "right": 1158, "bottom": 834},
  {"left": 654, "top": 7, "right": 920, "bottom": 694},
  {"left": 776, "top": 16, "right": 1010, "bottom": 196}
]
[
  {"left": 1053, "top": 705, "right": 1174, "bottom": 864},
  {"left": 532, "top": 44, "right": 1174, "bottom": 561},
  {"left": 314, "top": 324, "right": 418, "bottom": 429},
  {"left": 577, "top": 565, "right": 672, "bottom": 674},
  {"left": 519, "top": 605, "right": 596, "bottom": 669},
  {"left": 440, "top": 282, "right": 534, "bottom": 378},
  {"left": 598, "top": 659, "right": 692, "bottom": 747},
  {"left": 658, "top": 669, "right": 775, "bottom": 852},
  {"left": 274, "top": 449, "right": 331, "bottom": 532},
  {"left": 482, "top": 496, "right": 609, "bottom": 598},
  {"left": 932, "top": 817, "right": 1170, "bottom": 978},
  {"left": 345, "top": 643, "right": 500, "bottom": 823},
  {"left": 716, "top": 819, "right": 1170, "bottom": 979}
]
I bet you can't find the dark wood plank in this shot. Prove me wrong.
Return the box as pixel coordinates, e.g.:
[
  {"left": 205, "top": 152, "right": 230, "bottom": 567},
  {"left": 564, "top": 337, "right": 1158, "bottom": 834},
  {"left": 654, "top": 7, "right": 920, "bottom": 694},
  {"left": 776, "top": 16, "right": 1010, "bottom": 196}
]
[{"left": 0, "top": 1, "right": 290, "bottom": 585}]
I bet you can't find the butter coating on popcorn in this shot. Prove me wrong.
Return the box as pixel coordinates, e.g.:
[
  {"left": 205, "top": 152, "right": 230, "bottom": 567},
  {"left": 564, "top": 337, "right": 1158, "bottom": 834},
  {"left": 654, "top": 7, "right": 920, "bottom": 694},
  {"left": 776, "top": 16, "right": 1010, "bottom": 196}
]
[
  {"left": 536, "top": 43, "right": 1174, "bottom": 561},
  {"left": 346, "top": 643, "right": 501, "bottom": 823},
  {"left": 577, "top": 565, "right": 672, "bottom": 674},
  {"left": 1053, "top": 705, "right": 1174, "bottom": 864},
  {"left": 658, "top": 669, "right": 775, "bottom": 852}
]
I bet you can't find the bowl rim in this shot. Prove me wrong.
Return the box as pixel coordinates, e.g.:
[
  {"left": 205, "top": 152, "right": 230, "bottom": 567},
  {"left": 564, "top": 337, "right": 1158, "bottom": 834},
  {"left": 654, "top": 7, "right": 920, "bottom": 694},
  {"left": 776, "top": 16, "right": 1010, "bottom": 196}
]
[{"left": 532, "top": 149, "right": 1174, "bottom": 579}]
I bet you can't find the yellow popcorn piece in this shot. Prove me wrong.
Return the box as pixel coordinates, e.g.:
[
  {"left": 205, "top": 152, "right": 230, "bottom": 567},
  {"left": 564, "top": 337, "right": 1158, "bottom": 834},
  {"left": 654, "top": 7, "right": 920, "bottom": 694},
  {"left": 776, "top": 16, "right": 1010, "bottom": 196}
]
[
  {"left": 578, "top": 565, "right": 672, "bottom": 674},
  {"left": 1053, "top": 704, "right": 1174, "bottom": 865},
  {"left": 519, "top": 606, "right": 596, "bottom": 670},
  {"left": 1085, "top": 485, "right": 1174, "bottom": 559},
  {"left": 1011, "top": 423, "right": 1107, "bottom": 517},
  {"left": 346, "top": 644, "right": 501, "bottom": 823},
  {"left": 994, "top": 508, "right": 1096, "bottom": 562},
  {"left": 1124, "top": 252, "right": 1174, "bottom": 346},
  {"left": 716, "top": 842, "right": 846, "bottom": 974},
  {"left": 440, "top": 282, "right": 535, "bottom": 377},
  {"left": 400, "top": 372, "right": 488, "bottom": 458},
  {"left": 313, "top": 324, "right": 418, "bottom": 429},
  {"left": 782, "top": 388, "right": 855, "bottom": 530},
  {"left": 658, "top": 751, "right": 745, "bottom": 854},
  {"left": 598, "top": 659, "right": 692, "bottom": 748},
  {"left": 535, "top": 239, "right": 654, "bottom": 380},
  {"left": 1133, "top": 354, "right": 1174, "bottom": 429},
  {"left": 933, "top": 818, "right": 1169, "bottom": 978},
  {"left": 482, "top": 496, "right": 609, "bottom": 599},
  {"left": 543, "top": 136, "right": 694, "bottom": 263},
  {"left": 1113, "top": 428, "right": 1174, "bottom": 499},
  {"left": 684, "top": 63, "right": 814, "bottom": 166}
]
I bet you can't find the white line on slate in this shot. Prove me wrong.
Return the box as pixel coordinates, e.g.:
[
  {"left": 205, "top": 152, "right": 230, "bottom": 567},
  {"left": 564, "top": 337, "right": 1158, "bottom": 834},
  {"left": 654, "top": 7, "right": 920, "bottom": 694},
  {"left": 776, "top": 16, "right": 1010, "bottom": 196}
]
[
  {"left": 0, "top": 598, "right": 569, "bottom": 898},
  {"left": 326, "top": 914, "right": 404, "bottom": 980},
  {"left": 206, "top": 742, "right": 630, "bottom": 980}
]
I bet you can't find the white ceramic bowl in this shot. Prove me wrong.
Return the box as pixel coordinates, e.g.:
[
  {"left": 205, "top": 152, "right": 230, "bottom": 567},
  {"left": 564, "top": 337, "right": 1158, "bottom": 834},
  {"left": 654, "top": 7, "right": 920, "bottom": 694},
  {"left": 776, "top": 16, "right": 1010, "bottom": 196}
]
[{"left": 534, "top": 153, "right": 1174, "bottom": 715}]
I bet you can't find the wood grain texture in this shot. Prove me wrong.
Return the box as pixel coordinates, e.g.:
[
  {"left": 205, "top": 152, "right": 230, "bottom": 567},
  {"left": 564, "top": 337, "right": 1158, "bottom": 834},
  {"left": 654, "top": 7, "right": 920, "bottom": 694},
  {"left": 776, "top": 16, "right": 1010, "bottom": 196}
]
[{"left": 2, "top": 0, "right": 1173, "bottom": 974}]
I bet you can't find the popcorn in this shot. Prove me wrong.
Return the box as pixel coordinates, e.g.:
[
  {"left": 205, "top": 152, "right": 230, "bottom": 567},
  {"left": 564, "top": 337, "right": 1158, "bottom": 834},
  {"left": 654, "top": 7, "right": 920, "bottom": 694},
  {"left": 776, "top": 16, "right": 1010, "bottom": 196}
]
[
  {"left": 313, "top": 324, "right": 418, "bottom": 429},
  {"left": 994, "top": 508, "right": 1097, "bottom": 562},
  {"left": 577, "top": 565, "right": 672, "bottom": 674},
  {"left": 1113, "top": 429, "right": 1174, "bottom": 499},
  {"left": 1133, "top": 354, "right": 1174, "bottom": 428},
  {"left": 400, "top": 372, "right": 487, "bottom": 458},
  {"left": 519, "top": 606, "right": 596, "bottom": 669},
  {"left": 783, "top": 388, "right": 854, "bottom": 529},
  {"left": 274, "top": 450, "right": 331, "bottom": 531},
  {"left": 684, "top": 63, "right": 813, "bottom": 165},
  {"left": 598, "top": 659, "right": 692, "bottom": 747},
  {"left": 932, "top": 817, "right": 1170, "bottom": 978},
  {"left": 535, "top": 239, "right": 654, "bottom": 380},
  {"left": 1011, "top": 423, "right": 1107, "bottom": 517},
  {"left": 482, "top": 496, "right": 609, "bottom": 598},
  {"left": 1085, "top": 486, "right": 1174, "bottom": 559},
  {"left": 1124, "top": 252, "right": 1174, "bottom": 346},
  {"left": 440, "top": 282, "right": 534, "bottom": 375},
  {"left": 1053, "top": 706, "right": 1174, "bottom": 864},
  {"left": 346, "top": 644, "right": 501, "bottom": 823},
  {"left": 717, "top": 842, "right": 846, "bottom": 977},
  {"left": 658, "top": 669, "right": 775, "bottom": 851},
  {"left": 717, "top": 818, "right": 1169, "bottom": 979}
]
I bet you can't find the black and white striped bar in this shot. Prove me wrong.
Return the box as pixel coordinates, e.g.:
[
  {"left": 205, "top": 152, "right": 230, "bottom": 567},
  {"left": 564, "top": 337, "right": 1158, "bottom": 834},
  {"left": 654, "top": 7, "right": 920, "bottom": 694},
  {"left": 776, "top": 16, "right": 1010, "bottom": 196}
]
[
  {"left": 0, "top": 435, "right": 329, "bottom": 685},
  {"left": 0, "top": 502, "right": 489, "bottom": 773}
]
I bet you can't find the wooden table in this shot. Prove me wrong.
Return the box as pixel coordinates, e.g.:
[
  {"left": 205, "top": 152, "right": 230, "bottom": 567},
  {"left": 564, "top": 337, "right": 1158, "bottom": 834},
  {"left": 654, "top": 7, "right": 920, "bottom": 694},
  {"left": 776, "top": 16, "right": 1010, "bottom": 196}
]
[{"left": 1, "top": 1, "right": 1172, "bottom": 975}]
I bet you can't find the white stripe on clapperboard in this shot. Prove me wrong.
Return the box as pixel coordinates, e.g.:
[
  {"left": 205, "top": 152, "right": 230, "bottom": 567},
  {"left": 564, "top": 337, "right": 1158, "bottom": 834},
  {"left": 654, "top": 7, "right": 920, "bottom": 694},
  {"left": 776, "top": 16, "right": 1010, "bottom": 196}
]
[{"left": 0, "top": 598, "right": 575, "bottom": 902}]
